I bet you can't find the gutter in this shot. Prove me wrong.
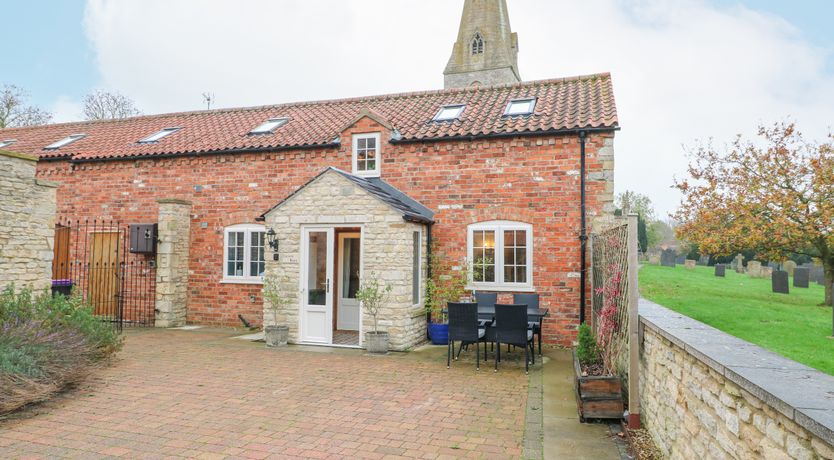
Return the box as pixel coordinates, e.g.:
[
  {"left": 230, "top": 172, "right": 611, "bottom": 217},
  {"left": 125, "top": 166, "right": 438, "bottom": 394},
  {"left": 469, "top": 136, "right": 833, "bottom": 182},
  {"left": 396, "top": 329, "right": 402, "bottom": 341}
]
[
  {"left": 389, "top": 126, "right": 618, "bottom": 145},
  {"left": 579, "top": 131, "right": 588, "bottom": 325}
]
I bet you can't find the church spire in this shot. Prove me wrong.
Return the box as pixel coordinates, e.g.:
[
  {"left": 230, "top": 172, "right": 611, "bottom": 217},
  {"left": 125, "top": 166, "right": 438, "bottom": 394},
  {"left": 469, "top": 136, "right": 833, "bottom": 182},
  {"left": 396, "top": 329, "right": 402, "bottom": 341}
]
[{"left": 443, "top": 0, "right": 521, "bottom": 89}]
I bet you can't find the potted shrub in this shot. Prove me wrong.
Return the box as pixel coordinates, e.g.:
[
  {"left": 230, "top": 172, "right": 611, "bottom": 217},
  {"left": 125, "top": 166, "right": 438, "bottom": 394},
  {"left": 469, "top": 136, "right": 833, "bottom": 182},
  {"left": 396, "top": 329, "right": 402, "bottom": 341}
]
[
  {"left": 262, "top": 274, "right": 289, "bottom": 347},
  {"left": 355, "top": 273, "right": 393, "bottom": 354},
  {"left": 425, "top": 249, "right": 473, "bottom": 345},
  {"left": 573, "top": 323, "right": 624, "bottom": 421}
]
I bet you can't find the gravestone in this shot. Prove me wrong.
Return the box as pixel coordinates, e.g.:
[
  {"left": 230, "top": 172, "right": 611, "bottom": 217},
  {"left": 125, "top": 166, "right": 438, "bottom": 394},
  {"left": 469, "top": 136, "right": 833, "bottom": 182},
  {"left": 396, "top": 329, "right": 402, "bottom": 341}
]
[
  {"left": 772, "top": 270, "right": 789, "bottom": 294},
  {"left": 661, "top": 249, "right": 676, "bottom": 267},
  {"left": 698, "top": 255, "right": 710, "bottom": 266},
  {"left": 767, "top": 261, "right": 779, "bottom": 270},
  {"left": 676, "top": 256, "right": 686, "bottom": 265},
  {"left": 734, "top": 254, "right": 744, "bottom": 273},
  {"left": 684, "top": 259, "right": 696, "bottom": 270},
  {"left": 811, "top": 266, "right": 824, "bottom": 284},
  {"left": 783, "top": 260, "right": 797, "bottom": 277},
  {"left": 649, "top": 254, "right": 661, "bottom": 265},
  {"left": 714, "top": 264, "right": 726, "bottom": 277},
  {"left": 747, "top": 260, "right": 763, "bottom": 278},
  {"left": 794, "top": 267, "right": 810, "bottom": 288},
  {"left": 761, "top": 266, "right": 773, "bottom": 279},
  {"left": 814, "top": 267, "right": 826, "bottom": 285}
]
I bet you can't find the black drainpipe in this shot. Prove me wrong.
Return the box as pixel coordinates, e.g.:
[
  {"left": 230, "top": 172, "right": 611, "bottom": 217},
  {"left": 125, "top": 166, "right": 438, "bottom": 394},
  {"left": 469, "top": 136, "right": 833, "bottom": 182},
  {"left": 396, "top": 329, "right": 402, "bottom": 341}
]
[{"left": 579, "top": 131, "right": 588, "bottom": 325}]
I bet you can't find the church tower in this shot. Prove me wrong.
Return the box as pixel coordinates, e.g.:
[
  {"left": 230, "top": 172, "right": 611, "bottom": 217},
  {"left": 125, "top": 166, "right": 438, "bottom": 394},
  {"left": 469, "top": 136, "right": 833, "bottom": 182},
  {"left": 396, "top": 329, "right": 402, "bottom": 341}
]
[{"left": 443, "top": 0, "right": 521, "bottom": 89}]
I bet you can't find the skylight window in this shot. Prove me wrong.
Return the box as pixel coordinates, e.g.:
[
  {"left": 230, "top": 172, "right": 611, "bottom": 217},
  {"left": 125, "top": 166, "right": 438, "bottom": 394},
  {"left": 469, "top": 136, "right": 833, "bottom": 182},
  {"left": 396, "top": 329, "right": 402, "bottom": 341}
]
[
  {"left": 138, "top": 127, "right": 180, "bottom": 144},
  {"left": 44, "top": 134, "right": 85, "bottom": 150},
  {"left": 433, "top": 105, "right": 465, "bottom": 121},
  {"left": 0, "top": 139, "right": 16, "bottom": 149},
  {"left": 504, "top": 98, "right": 537, "bottom": 116},
  {"left": 249, "top": 118, "right": 288, "bottom": 134}
]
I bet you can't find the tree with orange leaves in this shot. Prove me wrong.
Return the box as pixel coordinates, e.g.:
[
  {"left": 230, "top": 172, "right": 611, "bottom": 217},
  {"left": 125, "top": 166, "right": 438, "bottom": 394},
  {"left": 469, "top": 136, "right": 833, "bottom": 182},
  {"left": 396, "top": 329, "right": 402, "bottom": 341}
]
[{"left": 674, "top": 123, "right": 834, "bottom": 331}]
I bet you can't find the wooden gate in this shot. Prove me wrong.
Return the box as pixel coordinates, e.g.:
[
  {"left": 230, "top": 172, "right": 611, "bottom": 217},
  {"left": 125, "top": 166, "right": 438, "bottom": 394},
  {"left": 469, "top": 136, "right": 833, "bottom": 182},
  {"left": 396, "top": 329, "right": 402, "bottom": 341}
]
[{"left": 52, "top": 219, "right": 157, "bottom": 329}]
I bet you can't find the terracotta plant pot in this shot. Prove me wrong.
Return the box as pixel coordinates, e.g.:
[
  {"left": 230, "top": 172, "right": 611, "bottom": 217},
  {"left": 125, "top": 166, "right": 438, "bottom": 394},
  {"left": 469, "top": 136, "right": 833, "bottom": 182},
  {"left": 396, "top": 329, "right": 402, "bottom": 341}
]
[
  {"left": 265, "top": 325, "right": 289, "bottom": 348},
  {"left": 573, "top": 350, "right": 624, "bottom": 422},
  {"left": 365, "top": 331, "right": 390, "bottom": 354}
]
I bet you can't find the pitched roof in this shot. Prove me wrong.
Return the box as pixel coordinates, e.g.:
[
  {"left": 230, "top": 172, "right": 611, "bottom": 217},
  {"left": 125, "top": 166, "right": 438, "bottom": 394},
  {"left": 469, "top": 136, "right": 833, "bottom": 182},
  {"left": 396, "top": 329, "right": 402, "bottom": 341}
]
[
  {"left": 0, "top": 73, "right": 618, "bottom": 162},
  {"left": 259, "top": 167, "right": 435, "bottom": 224}
]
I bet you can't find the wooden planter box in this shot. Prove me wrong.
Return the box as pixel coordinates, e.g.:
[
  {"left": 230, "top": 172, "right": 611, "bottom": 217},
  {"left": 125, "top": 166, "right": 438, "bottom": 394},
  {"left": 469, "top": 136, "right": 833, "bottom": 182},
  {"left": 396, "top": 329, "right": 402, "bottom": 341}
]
[{"left": 573, "top": 350, "right": 624, "bottom": 421}]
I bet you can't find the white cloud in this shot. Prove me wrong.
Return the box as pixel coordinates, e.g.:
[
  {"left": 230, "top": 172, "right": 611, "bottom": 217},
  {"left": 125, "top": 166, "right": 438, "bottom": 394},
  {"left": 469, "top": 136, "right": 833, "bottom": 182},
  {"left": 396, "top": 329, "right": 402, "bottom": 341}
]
[
  {"left": 50, "top": 95, "right": 84, "bottom": 123},
  {"left": 82, "top": 0, "right": 834, "bottom": 215}
]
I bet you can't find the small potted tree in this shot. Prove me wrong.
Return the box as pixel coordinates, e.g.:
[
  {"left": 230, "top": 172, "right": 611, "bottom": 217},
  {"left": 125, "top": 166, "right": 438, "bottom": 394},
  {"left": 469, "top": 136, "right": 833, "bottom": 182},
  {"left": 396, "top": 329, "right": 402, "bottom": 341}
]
[
  {"left": 355, "top": 273, "right": 392, "bottom": 354},
  {"left": 425, "top": 249, "right": 473, "bottom": 345},
  {"left": 262, "top": 273, "right": 290, "bottom": 347}
]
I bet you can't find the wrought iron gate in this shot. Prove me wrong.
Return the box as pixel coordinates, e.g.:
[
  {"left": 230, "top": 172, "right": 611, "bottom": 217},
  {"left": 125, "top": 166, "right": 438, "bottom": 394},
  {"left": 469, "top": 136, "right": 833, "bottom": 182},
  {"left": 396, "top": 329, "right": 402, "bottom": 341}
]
[{"left": 52, "top": 219, "right": 157, "bottom": 329}]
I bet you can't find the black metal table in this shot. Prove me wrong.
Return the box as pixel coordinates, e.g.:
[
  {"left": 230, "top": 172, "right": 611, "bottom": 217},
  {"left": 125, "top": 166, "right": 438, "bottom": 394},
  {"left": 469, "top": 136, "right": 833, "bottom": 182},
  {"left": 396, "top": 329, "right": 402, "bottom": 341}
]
[{"left": 442, "top": 306, "right": 549, "bottom": 355}]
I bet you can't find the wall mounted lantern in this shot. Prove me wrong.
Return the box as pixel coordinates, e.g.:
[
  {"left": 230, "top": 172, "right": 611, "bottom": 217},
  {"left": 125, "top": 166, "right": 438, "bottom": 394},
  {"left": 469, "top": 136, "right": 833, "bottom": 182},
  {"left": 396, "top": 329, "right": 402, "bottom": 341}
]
[{"left": 266, "top": 228, "right": 279, "bottom": 260}]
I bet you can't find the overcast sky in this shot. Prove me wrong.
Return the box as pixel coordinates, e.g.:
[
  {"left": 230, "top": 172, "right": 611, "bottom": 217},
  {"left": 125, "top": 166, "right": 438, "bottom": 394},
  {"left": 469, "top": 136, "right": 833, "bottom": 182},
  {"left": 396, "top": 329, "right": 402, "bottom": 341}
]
[{"left": 2, "top": 0, "right": 833, "bottom": 216}]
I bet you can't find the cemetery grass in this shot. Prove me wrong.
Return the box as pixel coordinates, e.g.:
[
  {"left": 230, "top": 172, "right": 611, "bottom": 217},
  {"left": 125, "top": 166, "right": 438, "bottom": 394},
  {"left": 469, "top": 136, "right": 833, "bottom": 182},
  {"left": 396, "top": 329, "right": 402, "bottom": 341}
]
[{"left": 639, "top": 264, "right": 834, "bottom": 375}]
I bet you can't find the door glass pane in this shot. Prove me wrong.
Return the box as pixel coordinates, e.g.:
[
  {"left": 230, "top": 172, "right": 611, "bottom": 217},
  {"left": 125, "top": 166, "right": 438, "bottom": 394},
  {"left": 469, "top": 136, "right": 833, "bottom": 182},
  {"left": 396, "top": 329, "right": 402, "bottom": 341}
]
[
  {"left": 307, "top": 232, "right": 327, "bottom": 305},
  {"left": 342, "top": 237, "right": 360, "bottom": 298}
]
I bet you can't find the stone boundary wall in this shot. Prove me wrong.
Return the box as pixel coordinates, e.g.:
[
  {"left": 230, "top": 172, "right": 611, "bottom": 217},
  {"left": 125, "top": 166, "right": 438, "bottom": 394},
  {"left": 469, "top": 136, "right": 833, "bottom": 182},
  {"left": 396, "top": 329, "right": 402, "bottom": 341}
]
[
  {"left": 639, "top": 299, "right": 834, "bottom": 460},
  {"left": 0, "top": 151, "right": 58, "bottom": 292}
]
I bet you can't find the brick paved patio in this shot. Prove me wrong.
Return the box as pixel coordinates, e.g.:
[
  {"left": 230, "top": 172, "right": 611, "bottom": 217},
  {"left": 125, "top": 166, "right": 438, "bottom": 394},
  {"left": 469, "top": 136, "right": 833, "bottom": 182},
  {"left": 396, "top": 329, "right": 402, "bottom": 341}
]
[{"left": 0, "top": 328, "right": 531, "bottom": 459}]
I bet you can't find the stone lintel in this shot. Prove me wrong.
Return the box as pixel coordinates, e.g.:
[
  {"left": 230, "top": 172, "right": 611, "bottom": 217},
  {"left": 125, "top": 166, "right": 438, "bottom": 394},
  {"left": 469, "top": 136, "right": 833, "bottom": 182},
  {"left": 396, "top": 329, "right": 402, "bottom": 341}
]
[
  {"left": 157, "top": 198, "right": 193, "bottom": 206},
  {"left": 35, "top": 179, "right": 60, "bottom": 188}
]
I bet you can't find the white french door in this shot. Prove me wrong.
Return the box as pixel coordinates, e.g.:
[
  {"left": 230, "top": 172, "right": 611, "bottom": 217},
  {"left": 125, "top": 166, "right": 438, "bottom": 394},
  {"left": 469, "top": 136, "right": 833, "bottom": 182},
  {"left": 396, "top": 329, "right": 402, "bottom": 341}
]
[
  {"left": 300, "top": 228, "right": 334, "bottom": 344},
  {"left": 337, "top": 233, "right": 361, "bottom": 331}
]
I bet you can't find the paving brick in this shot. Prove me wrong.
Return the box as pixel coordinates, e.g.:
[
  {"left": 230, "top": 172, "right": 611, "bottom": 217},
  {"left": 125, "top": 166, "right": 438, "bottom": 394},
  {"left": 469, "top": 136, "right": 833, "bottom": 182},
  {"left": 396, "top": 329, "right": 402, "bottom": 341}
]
[{"left": 0, "top": 328, "right": 530, "bottom": 458}]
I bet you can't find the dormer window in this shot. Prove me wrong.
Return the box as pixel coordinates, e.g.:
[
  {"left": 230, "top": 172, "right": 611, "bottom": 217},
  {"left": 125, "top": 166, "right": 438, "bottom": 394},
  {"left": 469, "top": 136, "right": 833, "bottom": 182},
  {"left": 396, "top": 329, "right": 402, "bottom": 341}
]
[
  {"left": 0, "top": 139, "right": 16, "bottom": 149},
  {"left": 45, "top": 134, "right": 85, "bottom": 150},
  {"left": 249, "top": 118, "right": 288, "bottom": 135},
  {"left": 352, "top": 133, "right": 381, "bottom": 177},
  {"left": 433, "top": 105, "right": 465, "bottom": 122},
  {"left": 504, "top": 98, "right": 537, "bottom": 116},
  {"left": 471, "top": 33, "right": 484, "bottom": 55},
  {"left": 138, "top": 127, "right": 180, "bottom": 144}
]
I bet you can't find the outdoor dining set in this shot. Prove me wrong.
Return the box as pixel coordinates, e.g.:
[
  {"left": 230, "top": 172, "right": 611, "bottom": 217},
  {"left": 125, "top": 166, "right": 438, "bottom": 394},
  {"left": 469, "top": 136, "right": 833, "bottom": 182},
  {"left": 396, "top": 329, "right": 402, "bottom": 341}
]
[{"left": 444, "top": 293, "right": 549, "bottom": 374}]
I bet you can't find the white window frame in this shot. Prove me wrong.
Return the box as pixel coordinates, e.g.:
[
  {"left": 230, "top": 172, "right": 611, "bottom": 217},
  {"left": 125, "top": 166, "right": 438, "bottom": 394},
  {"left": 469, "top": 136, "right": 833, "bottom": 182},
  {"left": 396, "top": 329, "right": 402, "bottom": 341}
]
[
  {"left": 222, "top": 224, "right": 266, "bottom": 284},
  {"left": 467, "top": 220, "right": 534, "bottom": 291},
  {"left": 249, "top": 118, "right": 288, "bottom": 134},
  {"left": 0, "top": 139, "right": 16, "bottom": 149},
  {"left": 45, "top": 134, "right": 85, "bottom": 150},
  {"left": 351, "top": 132, "right": 381, "bottom": 178},
  {"left": 138, "top": 127, "right": 180, "bottom": 144},
  {"left": 433, "top": 104, "right": 465, "bottom": 122},
  {"left": 412, "top": 229, "right": 422, "bottom": 306},
  {"left": 504, "top": 98, "right": 537, "bottom": 116}
]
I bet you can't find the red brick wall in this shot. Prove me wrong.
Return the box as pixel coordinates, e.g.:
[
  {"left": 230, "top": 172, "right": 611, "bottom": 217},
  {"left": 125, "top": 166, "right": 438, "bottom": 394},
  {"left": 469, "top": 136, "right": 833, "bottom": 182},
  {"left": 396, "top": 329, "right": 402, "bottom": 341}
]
[{"left": 36, "top": 120, "right": 613, "bottom": 346}]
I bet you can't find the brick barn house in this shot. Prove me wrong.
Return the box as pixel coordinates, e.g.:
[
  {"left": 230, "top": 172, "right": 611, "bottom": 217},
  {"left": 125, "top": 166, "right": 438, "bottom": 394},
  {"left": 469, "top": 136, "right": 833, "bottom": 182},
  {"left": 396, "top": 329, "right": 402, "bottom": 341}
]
[{"left": 0, "top": 0, "right": 618, "bottom": 350}]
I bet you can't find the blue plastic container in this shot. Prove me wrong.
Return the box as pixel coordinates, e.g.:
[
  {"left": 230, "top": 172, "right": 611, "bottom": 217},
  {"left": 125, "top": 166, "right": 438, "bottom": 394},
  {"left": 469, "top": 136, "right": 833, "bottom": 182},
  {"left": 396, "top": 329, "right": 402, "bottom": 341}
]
[{"left": 428, "top": 323, "right": 449, "bottom": 345}]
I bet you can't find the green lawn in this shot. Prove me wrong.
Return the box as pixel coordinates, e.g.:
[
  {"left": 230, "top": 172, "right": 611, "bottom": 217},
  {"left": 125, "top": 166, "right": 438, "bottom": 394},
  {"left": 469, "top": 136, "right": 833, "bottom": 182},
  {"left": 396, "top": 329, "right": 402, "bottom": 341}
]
[{"left": 639, "top": 264, "right": 834, "bottom": 375}]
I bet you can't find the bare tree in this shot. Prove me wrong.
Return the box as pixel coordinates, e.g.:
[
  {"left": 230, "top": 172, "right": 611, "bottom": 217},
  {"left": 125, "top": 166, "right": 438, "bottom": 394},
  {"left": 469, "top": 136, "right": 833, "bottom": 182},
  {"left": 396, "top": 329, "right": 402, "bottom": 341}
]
[
  {"left": 0, "top": 84, "right": 53, "bottom": 128},
  {"left": 82, "top": 90, "right": 141, "bottom": 121}
]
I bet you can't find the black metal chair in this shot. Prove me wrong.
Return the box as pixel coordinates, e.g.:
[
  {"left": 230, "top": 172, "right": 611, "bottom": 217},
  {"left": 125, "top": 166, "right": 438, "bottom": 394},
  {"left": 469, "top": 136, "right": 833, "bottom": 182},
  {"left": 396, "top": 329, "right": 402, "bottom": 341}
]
[
  {"left": 447, "top": 302, "right": 485, "bottom": 371},
  {"left": 513, "top": 293, "right": 543, "bottom": 356},
  {"left": 475, "top": 292, "right": 497, "bottom": 308},
  {"left": 493, "top": 304, "right": 535, "bottom": 374}
]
